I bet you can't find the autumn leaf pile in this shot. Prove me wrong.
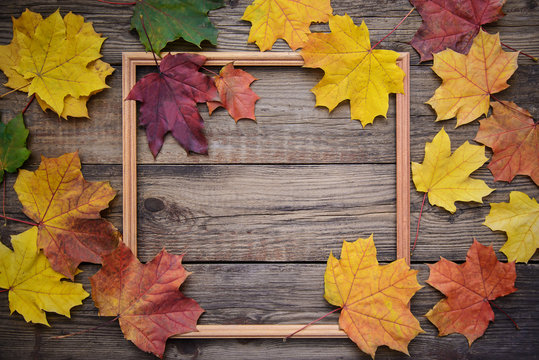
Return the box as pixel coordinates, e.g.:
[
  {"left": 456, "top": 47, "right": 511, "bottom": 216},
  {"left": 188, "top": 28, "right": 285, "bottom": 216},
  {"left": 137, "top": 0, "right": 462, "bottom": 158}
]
[{"left": 0, "top": 0, "right": 537, "bottom": 358}]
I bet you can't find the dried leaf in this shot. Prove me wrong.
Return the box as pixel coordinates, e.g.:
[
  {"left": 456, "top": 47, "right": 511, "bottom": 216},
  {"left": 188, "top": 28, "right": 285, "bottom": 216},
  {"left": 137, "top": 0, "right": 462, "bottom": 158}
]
[
  {"left": 301, "top": 14, "right": 405, "bottom": 126},
  {"left": 474, "top": 101, "right": 539, "bottom": 185},
  {"left": 126, "top": 53, "right": 219, "bottom": 157},
  {"left": 132, "top": 0, "right": 223, "bottom": 55},
  {"left": 207, "top": 63, "right": 260, "bottom": 121},
  {"left": 0, "top": 113, "right": 30, "bottom": 183},
  {"left": 0, "top": 9, "right": 112, "bottom": 117},
  {"left": 91, "top": 243, "right": 204, "bottom": 358},
  {"left": 324, "top": 235, "right": 423, "bottom": 357},
  {"left": 484, "top": 191, "right": 539, "bottom": 263},
  {"left": 242, "top": 0, "right": 332, "bottom": 51},
  {"left": 410, "top": 0, "right": 506, "bottom": 62},
  {"left": 13, "top": 152, "right": 120, "bottom": 279},
  {"left": 412, "top": 128, "right": 493, "bottom": 213},
  {"left": 426, "top": 239, "right": 517, "bottom": 345},
  {"left": 0, "top": 227, "right": 89, "bottom": 326},
  {"left": 427, "top": 30, "right": 518, "bottom": 127}
]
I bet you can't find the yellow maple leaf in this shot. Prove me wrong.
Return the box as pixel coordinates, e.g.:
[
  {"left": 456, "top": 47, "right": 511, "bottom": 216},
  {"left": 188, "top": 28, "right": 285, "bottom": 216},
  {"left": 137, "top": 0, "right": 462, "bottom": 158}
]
[
  {"left": 0, "top": 227, "right": 89, "bottom": 326},
  {"left": 0, "top": 9, "right": 111, "bottom": 117},
  {"left": 427, "top": 30, "right": 518, "bottom": 127},
  {"left": 324, "top": 235, "right": 423, "bottom": 357},
  {"left": 14, "top": 152, "right": 119, "bottom": 279},
  {"left": 36, "top": 59, "right": 115, "bottom": 119},
  {"left": 242, "top": 0, "right": 332, "bottom": 51},
  {"left": 484, "top": 191, "right": 539, "bottom": 263},
  {"left": 412, "top": 128, "right": 494, "bottom": 213},
  {"left": 301, "top": 14, "right": 405, "bottom": 126},
  {"left": 0, "top": 9, "right": 42, "bottom": 91}
]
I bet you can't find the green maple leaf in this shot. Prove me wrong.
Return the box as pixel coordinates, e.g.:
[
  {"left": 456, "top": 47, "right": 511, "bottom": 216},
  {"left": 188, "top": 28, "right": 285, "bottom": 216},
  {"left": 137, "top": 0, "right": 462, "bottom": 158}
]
[
  {"left": 132, "top": 0, "right": 224, "bottom": 55},
  {"left": 0, "top": 113, "right": 30, "bottom": 183}
]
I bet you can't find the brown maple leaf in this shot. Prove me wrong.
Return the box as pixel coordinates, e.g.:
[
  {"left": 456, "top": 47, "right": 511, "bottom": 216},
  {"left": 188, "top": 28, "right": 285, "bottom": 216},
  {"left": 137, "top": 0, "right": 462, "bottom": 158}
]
[
  {"left": 13, "top": 152, "right": 119, "bottom": 279},
  {"left": 426, "top": 239, "right": 517, "bottom": 345},
  {"left": 207, "top": 63, "right": 260, "bottom": 122},
  {"left": 90, "top": 243, "right": 204, "bottom": 358},
  {"left": 475, "top": 101, "right": 539, "bottom": 186},
  {"left": 410, "top": 0, "right": 506, "bottom": 62}
]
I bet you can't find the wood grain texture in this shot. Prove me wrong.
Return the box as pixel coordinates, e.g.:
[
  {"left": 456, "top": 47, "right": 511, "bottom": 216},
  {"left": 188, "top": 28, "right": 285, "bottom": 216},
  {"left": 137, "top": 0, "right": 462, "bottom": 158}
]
[
  {"left": 0, "top": 263, "right": 537, "bottom": 359},
  {"left": 0, "top": 0, "right": 536, "bottom": 65},
  {"left": 2, "top": 64, "right": 537, "bottom": 166},
  {"left": 1, "top": 165, "right": 536, "bottom": 263},
  {"left": 0, "top": 0, "right": 537, "bottom": 358}
]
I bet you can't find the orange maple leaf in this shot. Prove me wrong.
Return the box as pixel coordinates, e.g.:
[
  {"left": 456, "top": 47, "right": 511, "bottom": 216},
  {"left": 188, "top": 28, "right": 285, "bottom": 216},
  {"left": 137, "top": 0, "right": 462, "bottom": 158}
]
[
  {"left": 241, "top": 0, "right": 332, "bottom": 51},
  {"left": 324, "top": 235, "right": 423, "bottom": 357},
  {"left": 426, "top": 239, "right": 517, "bottom": 345},
  {"left": 427, "top": 30, "right": 518, "bottom": 127},
  {"left": 207, "top": 63, "right": 260, "bottom": 122},
  {"left": 475, "top": 101, "right": 539, "bottom": 186},
  {"left": 91, "top": 243, "right": 204, "bottom": 358},
  {"left": 13, "top": 152, "right": 120, "bottom": 279}
]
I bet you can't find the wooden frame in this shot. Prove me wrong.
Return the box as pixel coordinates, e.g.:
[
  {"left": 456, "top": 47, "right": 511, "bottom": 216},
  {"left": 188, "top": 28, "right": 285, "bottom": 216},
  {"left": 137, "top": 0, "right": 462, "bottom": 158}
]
[{"left": 122, "top": 51, "right": 410, "bottom": 339}]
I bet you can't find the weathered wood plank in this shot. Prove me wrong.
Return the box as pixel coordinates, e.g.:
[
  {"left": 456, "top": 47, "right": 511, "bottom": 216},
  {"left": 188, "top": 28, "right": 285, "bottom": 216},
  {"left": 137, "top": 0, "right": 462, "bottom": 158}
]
[
  {"left": 0, "top": 0, "right": 537, "bottom": 66},
  {"left": 1, "top": 165, "right": 536, "bottom": 263},
  {"left": 0, "top": 263, "right": 537, "bottom": 359},
  {"left": 1, "top": 64, "right": 537, "bottom": 166}
]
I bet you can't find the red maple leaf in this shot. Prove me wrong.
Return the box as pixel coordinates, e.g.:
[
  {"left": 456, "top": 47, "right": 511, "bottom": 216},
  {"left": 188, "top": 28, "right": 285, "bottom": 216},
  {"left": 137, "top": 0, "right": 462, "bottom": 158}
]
[
  {"left": 475, "top": 101, "right": 539, "bottom": 186},
  {"left": 90, "top": 243, "right": 204, "bottom": 358},
  {"left": 426, "top": 239, "right": 517, "bottom": 345},
  {"left": 126, "top": 53, "right": 219, "bottom": 157},
  {"left": 410, "top": 0, "right": 506, "bottom": 62},
  {"left": 207, "top": 63, "right": 260, "bottom": 122}
]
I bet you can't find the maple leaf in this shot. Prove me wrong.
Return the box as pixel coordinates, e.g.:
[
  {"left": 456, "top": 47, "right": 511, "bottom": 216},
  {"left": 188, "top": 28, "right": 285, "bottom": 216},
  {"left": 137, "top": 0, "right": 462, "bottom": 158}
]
[
  {"left": 484, "top": 191, "right": 539, "bottom": 263},
  {"left": 0, "top": 113, "right": 30, "bottom": 183},
  {"left": 126, "top": 53, "right": 219, "bottom": 157},
  {"left": 90, "top": 242, "right": 204, "bottom": 358},
  {"left": 13, "top": 152, "right": 120, "bottom": 279},
  {"left": 474, "top": 101, "right": 539, "bottom": 186},
  {"left": 131, "top": 0, "right": 224, "bottom": 55},
  {"left": 426, "top": 239, "right": 517, "bottom": 345},
  {"left": 207, "top": 63, "right": 260, "bottom": 122},
  {"left": 0, "top": 227, "right": 89, "bottom": 326},
  {"left": 410, "top": 0, "right": 506, "bottom": 62},
  {"left": 0, "top": 9, "right": 42, "bottom": 91},
  {"left": 412, "top": 128, "right": 494, "bottom": 213},
  {"left": 242, "top": 0, "right": 332, "bottom": 51},
  {"left": 427, "top": 30, "right": 518, "bottom": 127},
  {"left": 0, "top": 10, "right": 112, "bottom": 117},
  {"left": 301, "top": 14, "right": 405, "bottom": 127},
  {"left": 35, "top": 60, "right": 115, "bottom": 119},
  {"left": 324, "top": 235, "right": 423, "bottom": 357}
]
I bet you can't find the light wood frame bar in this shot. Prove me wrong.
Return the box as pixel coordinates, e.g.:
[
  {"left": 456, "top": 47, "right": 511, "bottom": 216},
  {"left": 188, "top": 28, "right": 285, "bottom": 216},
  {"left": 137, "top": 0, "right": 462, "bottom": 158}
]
[{"left": 122, "top": 51, "right": 411, "bottom": 339}]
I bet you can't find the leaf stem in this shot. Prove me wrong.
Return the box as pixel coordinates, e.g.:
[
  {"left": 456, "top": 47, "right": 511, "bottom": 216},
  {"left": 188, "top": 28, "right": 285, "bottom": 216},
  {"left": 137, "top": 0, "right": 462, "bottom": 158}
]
[
  {"left": 0, "top": 83, "right": 30, "bottom": 99},
  {"left": 500, "top": 41, "right": 538, "bottom": 62},
  {"left": 284, "top": 307, "right": 342, "bottom": 340},
  {"left": 51, "top": 316, "right": 120, "bottom": 339},
  {"left": 22, "top": 94, "right": 35, "bottom": 115},
  {"left": 371, "top": 7, "right": 415, "bottom": 50},
  {"left": 2, "top": 179, "right": 6, "bottom": 226},
  {"left": 411, "top": 192, "right": 427, "bottom": 255},
  {"left": 96, "top": 0, "right": 137, "bottom": 5},
  {"left": 200, "top": 66, "right": 220, "bottom": 77},
  {"left": 0, "top": 214, "right": 38, "bottom": 227},
  {"left": 139, "top": 14, "right": 161, "bottom": 72},
  {"left": 488, "top": 299, "right": 519, "bottom": 330},
  {"left": 489, "top": 95, "right": 534, "bottom": 119}
]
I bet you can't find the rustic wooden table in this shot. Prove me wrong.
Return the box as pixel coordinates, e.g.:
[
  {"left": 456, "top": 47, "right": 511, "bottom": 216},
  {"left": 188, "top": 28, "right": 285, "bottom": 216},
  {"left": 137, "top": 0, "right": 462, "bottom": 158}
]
[{"left": 1, "top": 1, "right": 538, "bottom": 359}]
